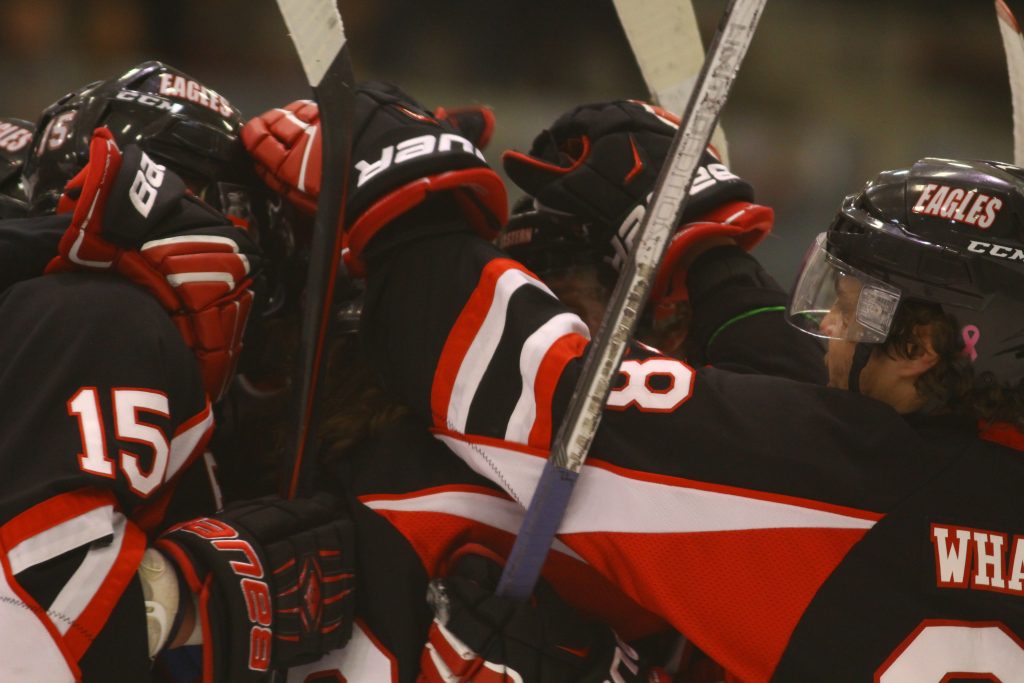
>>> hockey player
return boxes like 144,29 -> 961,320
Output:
495,100 -> 825,385
248,82 -> 1024,681
0,62 -> 354,682
244,86 -> 691,682
244,88 -> 829,682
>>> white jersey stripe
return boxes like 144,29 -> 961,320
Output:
437,434 -> 877,535
8,504 -> 116,575
447,269 -> 552,432
48,512 -> 127,636
167,405 -> 214,481
505,313 -> 590,444
364,489 -> 582,561
0,563 -> 75,682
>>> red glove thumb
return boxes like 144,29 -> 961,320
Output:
46,127 -> 124,272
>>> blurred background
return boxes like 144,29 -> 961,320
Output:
0,0 -> 1018,285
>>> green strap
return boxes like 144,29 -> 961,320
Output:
706,306 -> 787,350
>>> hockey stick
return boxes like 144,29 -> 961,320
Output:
613,0 -> 730,162
496,0 -> 767,599
996,0 -> 1024,165
274,0 -> 356,499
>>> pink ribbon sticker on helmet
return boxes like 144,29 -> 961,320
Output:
961,324 -> 981,362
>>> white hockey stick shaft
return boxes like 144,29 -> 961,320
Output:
613,0 -> 730,161
497,0 -> 767,599
996,0 -> 1024,165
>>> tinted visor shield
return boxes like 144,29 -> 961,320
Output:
787,233 -> 902,343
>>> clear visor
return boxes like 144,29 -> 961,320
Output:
787,233 -> 902,343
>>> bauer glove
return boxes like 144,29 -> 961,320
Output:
45,127 -> 261,402
157,493 -> 356,681
501,99 -> 773,315
242,81 -> 507,274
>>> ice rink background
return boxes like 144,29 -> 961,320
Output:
0,0 -> 1017,285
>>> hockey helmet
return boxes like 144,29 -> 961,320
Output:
23,60 -> 261,230
788,157 -> 1024,385
0,117 -> 34,218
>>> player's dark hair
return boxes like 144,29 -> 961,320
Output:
317,333 -> 408,463
880,299 -> 1024,430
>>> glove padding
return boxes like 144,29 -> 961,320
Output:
45,127 -> 261,401
242,99 -> 497,220
242,81 -> 507,275
241,99 -> 321,216
501,99 -> 772,312
157,494 -> 356,682
418,547 -> 669,683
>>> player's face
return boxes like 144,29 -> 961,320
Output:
822,276 -> 864,389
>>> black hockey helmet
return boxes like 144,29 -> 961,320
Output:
0,117 -> 35,218
788,157 -> 1024,385
23,60 -> 262,229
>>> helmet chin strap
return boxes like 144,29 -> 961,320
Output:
847,342 -> 874,394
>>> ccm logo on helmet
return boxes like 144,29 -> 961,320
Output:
912,183 -> 1003,229
967,239 -> 1024,262
115,90 -> 184,114
354,133 -> 484,188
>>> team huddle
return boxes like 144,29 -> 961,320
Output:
0,59 -> 1022,683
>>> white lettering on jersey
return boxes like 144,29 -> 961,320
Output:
931,523 -> 1024,594
912,183 -> 1003,229
353,132 -> 484,187
607,357 -> 695,412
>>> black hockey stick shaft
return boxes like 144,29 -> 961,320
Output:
274,0 -> 356,499
496,0 -> 767,599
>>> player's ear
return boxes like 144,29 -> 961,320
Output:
899,323 -> 940,379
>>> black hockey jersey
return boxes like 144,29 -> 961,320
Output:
0,273 -> 217,681
287,244 -> 828,681
355,225 -> 1024,682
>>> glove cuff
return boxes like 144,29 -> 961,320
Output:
651,200 -> 773,312
345,167 -> 505,276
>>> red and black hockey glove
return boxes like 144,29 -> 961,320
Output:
418,546 -> 669,683
242,98 -> 496,218
45,127 -> 261,402
501,100 -> 772,312
157,494 -> 356,682
242,82 -> 507,275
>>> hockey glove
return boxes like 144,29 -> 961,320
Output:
242,82 -> 507,274
157,493 -> 356,682
45,127 -> 261,402
418,547 -> 669,683
501,100 -> 772,311
242,99 -> 497,219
